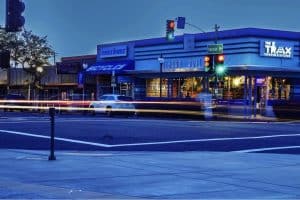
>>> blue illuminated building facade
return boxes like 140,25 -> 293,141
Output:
84,28 -> 300,105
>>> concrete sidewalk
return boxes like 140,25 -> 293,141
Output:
0,149 -> 300,199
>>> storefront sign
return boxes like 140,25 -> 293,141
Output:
88,64 -> 126,71
85,60 -> 134,74
256,78 -> 265,86
56,62 -> 81,74
100,45 -> 127,58
163,57 -> 202,72
260,41 -> 293,58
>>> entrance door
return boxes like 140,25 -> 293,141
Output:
120,83 -> 131,96
256,85 -> 267,113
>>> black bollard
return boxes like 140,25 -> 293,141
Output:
48,107 -> 56,161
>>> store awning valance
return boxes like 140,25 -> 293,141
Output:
85,60 -> 134,75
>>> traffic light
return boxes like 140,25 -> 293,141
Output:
166,20 -> 175,41
6,0 -> 25,32
214,54 -> 225,76
176,17 -> 185,29
204,55 -> 213,74
0,50 -> 11,69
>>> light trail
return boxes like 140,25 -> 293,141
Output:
0,99 -> 300,121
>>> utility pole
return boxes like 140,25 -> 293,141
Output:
213,24 -> 220,98
158,54 -> 164,99
214,24 -> 220,44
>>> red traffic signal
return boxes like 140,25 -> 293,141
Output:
166,20 -> 175,41
215,54 -> 224,64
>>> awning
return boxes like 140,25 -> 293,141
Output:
85,60 -> 134,75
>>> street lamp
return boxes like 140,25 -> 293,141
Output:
158,54 -> 164,99
36,66 -> 43,73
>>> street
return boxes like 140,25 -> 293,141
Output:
1,112 -> 300,199
1,112 -> 300,154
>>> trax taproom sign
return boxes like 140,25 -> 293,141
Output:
100,45 -> 127,58
260,41 -> 293,58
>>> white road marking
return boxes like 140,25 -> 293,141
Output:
234,146 -> 300,153
61,152 -> 114,156
1,129 -> 300,148
0,129 -> 110,148
110,133 -> 300,147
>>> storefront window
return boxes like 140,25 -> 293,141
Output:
180,77 -> 203,98
268,77 -> 290,100
222,76 -> 245,99
145,75 -> 292,101
146,77 -> 204,98
146,78 -> 167,97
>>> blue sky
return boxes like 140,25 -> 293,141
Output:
1,0 -> 300,61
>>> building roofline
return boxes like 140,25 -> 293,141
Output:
98,27 -> 300,48
61,54 -> 97,62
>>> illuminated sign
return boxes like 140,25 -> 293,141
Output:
163,57 -> 202,72
100,45 -> 127,58
260,41 -> 293,58
85,60 -> 134,74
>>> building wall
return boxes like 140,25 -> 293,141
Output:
133,36 -> 300,72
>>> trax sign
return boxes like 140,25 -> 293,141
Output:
260,41 -> 293,58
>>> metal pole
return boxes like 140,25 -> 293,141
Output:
214,24 -> 220,44
160,62 -> 162,99
6,67 -> 10,95
158,54 -> 164,99
48,107 -> 56,161
254,77 -> 257,117
244,76 -> 248,119
249,76 -> 253,117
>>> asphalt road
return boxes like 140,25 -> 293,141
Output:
1,112 -> 300,154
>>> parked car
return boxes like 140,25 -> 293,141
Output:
2,94 -> 27,112
89,94 -> 136,117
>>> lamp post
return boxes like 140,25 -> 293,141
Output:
36,66 -> 43,100
158,54 -> 164,99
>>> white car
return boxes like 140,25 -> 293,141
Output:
89,94 -> 136,117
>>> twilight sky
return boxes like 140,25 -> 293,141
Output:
1,0 -> 300,61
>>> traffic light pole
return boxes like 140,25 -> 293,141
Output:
158,54 -> 164,99
184,22 -> 206,33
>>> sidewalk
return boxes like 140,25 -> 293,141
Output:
0,149 -> 300,199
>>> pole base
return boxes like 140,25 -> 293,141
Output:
48,155 -> 56,161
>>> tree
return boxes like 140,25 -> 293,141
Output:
0,29 -> 55,98
14,30 -> 55,89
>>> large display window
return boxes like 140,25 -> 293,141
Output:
146,78 -> 167,97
